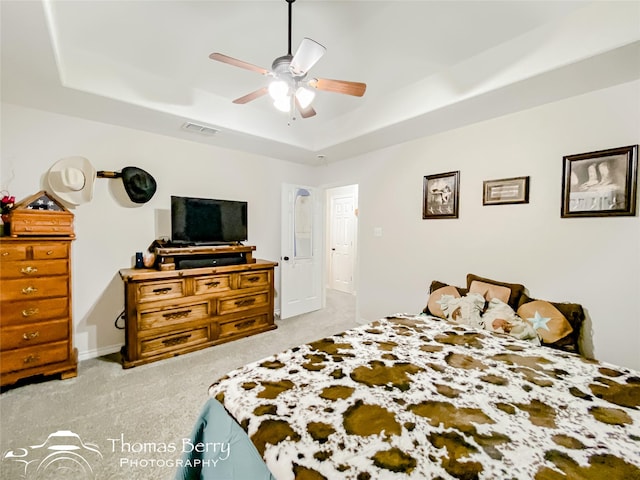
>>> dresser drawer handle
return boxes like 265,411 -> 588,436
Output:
235,319 -> 256,329
22,286 -> 38,295
235,298 -> 256,307
246,276 -> 261,283
21,266 -> 38,274
162,310 -> 192,320
162,334 -> 191,347
22,308 -> 40,317
2,252 -> 8,256
24,354 -> 40,364
46,250 -> 54,255
205,281 -> 221,288
152,287 -> 172,295
22,331 -> 40,341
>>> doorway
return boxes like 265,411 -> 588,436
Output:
326,185 -> 358,295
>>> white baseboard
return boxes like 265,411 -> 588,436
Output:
77,344 -> 123,362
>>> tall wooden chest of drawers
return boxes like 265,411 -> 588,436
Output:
0,237 -> 78,386
119,259 -> 277,368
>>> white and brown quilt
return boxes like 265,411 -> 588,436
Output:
208,314 -> 640,480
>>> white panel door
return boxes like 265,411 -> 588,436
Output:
280,183 -> 323,319
329,189 -> 357,294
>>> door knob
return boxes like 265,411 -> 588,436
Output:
283,256 -> 290,261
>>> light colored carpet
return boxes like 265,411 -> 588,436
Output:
0,289 -> 358,480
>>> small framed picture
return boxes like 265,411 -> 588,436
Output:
483,176 -> 530,206
561,145 -> 638,218
423,171 -> 460,219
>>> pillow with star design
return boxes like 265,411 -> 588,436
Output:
517,300 -> 573,345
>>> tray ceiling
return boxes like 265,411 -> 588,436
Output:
2,1 -> 639,165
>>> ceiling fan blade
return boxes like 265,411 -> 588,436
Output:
309,78 -> 367,97
290,38 -> 326,76
295,98 -> 316,119
209,53 -> 269,75
232,87 -> 268,104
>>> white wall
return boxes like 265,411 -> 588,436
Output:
2,80 -> 639,371
319,80 -> 640,370
1,103 -> 316,359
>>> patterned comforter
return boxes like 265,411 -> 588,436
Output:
208,314 -> 640,480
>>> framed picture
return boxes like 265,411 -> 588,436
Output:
423,170 -> 459,219
561,145 -> 638,218
483,176 -> 530,206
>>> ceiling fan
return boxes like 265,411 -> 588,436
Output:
209,0 -> 366,119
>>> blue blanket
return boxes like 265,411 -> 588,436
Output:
174,398 -> 275,480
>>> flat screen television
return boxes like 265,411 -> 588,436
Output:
171,196 -> 248,245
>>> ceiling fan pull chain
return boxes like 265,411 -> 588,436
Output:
288,94 -> 296,125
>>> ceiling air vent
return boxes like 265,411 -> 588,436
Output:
181,122 -> 219,136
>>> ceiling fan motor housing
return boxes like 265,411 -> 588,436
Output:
273,55 -> 306,78
272,55 -> 293,75
272,54 -> 307,91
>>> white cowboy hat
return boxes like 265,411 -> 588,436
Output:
47,156 -> 96,206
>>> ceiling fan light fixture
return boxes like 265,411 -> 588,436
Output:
290,38 -> 326,76
268,79 -> 289,100
295,86 -> 315,109
273,96 -> 291,113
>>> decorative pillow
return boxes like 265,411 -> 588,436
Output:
439,293 -> 485,329
517,300 -> 573,345
428,280 -> 468,296
426,286 -> 461,319
482,298 -> 539,345
482,298 -> 517,327
517,294 -> 585,354
469,280 -> 511,305
423,280 -> 468,316
466,274 -> 525,309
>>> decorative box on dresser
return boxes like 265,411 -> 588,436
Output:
119,256 -> 278,368
0,236 -> 78,387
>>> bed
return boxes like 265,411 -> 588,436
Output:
177,276 -> 640,480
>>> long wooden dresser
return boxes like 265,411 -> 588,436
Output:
0,236 -> 78,387
119,259 -> 277,367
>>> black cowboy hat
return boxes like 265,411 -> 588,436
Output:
97,167 -> 157,204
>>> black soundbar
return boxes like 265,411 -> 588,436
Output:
176,255 -> 246,269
